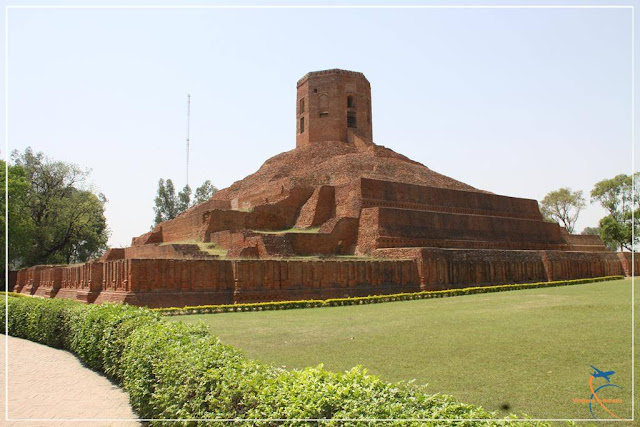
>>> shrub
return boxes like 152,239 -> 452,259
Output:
248,366 -> 496,423
102,306 -> 160,382
2,295 -> 548,425
155,275 -> 624,316
5,297 -> 82,349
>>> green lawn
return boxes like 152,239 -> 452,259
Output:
173,278 -> 636,421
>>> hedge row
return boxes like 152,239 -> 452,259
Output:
156,275 -> 624,316
2,296 -> 548,425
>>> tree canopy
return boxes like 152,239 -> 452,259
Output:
6,148 -> 109,267
153,178 -> 218,227
539,187 -> 586,233
193,180 -> 217,205
1,160 -> 34,270
590,173 -> 638,251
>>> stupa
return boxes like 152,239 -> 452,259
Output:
13,69 -> 633,307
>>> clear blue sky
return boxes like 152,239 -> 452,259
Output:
2,1 -> 636,246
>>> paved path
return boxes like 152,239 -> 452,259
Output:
0,334 -> 140,426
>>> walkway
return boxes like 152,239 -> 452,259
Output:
0,334 -> 139,426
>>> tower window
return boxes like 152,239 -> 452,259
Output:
347,111 -> 357,128
347,95 -> 356,109
300,117 -> 305,133
299,98 -> 305,113
314,88 -> 318,93
319,112 -> 328,118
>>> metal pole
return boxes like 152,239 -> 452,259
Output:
186,94 -> 191,188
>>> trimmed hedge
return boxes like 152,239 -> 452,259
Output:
156,275 -> 624,316
2,296 -> 548,425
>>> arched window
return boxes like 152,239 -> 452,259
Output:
347,111 -> 357,128
347,95 -> 356,109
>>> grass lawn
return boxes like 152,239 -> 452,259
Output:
173,278 -> 635,421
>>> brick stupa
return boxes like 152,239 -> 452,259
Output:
13,69 -> 635,307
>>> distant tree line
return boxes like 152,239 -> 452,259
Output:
2,148 -> 109,270
540,172 -> 638,252
152,179 -> 217,227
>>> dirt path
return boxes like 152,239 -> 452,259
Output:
0,334 -> 139,426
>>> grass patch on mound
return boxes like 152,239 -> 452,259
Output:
175,278 -> 635,421
253,227 -> 321,234
159,239 -> 228,258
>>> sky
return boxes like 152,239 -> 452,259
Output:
1,1 -> 637,247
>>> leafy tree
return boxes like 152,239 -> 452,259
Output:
194,180 -> 218,204
177,184 -> 192,213
591,173 -> 639,251
153,179 -> 179,226
10,148 -> 109,266
598,215 -> 632,252
539,187 -> 586,233
152,178 -> 218,227
591,174 -> 635,217
1,161 -> 35,270
60,190 -> 108,263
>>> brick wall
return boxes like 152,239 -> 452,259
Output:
36,266 -> 63,296
131,227 -> 163,246
334,181 -> 362,219
375,247 -> 625,289
233,258 -> 420,302
374,247 -> 548,290
357,207 -> 568,253
201,187 -> 314,240
544,251 -> 624,281
562,234 -> 609,252
360,178 -> 543,220
295,185 -> 336,228
127,259 -> 234,292
617,252 -> 639,276
14,250 -> 630,308
16,265 -> 48,294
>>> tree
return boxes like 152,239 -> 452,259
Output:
177,184 -> 192,213
10,148 -> 109,266
598,215 -> 632,252
539,187 -> 586,233
591,174 -> 635,218
194,180 -> 218,204
153,178 -> 179,226
152,178 -> 218,227
1,161 -> 35,270
59,190 -> 109,263
591,173 -> 639,251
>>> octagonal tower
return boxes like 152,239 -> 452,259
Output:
296,69 -> 373,148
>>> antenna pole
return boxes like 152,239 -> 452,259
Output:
186,94 -> 191,188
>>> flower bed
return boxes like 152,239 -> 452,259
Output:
156,276 -> 624,316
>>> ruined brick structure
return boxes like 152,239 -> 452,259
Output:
13,69 -> 633,307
